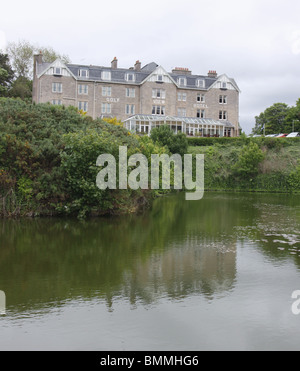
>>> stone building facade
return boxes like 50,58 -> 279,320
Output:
32,53 -> 241,136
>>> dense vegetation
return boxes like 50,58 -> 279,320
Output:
252,99 -> 300,135
189,138 -> 300,192
0,98 -> 169,218
1,98 -> 299,219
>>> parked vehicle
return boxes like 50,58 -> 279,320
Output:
286,132 -> 300,137
276,133 -> 288,137
265,134 -> 277,137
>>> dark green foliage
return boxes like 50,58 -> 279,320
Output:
150,124 -> 188,156
233,142 -> 265,178
0,98 -> 168,218
0,52 -> 14,96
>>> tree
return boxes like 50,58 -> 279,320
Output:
283,98 -> 300,133
7,39 -> 71,79
8,76 -> 32,100
150,125 -> 188,157
0,52 -> 14,96
252,103 -> 290,135
233,142 -> 265,179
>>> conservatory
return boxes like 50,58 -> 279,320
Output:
124,115 -> 235,137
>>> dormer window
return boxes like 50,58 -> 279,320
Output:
53,67 -> 62,76
101,71 -> 111,81
178,77 -> 186,86
156,74 -> 163,82
79,69 -> 89,78
126,73 -> 135,82
196,79 -> 205,88
219,81 -> 228,90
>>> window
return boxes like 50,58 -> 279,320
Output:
178,92 -> 186,101
197,93 -> 205,102
152,105 -> 165,115
219,95 -> 227,104
53,67 -> 62,75
52,82 -> 62,93
197,109 -> 205,118
52,99 -> 62,105
157,74 -> 163,82
101,71 -> 111,80
78,84 -> 88,95
126,73 -> 135,82
152,89 -> 166,99
102,86 -> 111,96
178,108 -> 186,117
219,110 -> 227,120
220,82 -> 227,89
178,77 -> 186,86
126,88 -> 135,98
79,69 -> 89,78
196,79 -> 205,88
126,104 -> 135,115
102,103 -> 111,114
78,101 -> 88,112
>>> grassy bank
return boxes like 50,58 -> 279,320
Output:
188,139 -> 300,192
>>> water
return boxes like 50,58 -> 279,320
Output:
0,192 -> 300,350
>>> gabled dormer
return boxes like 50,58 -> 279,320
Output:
209,74 -> 241,92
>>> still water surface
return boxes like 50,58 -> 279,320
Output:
1,192 -> 300,350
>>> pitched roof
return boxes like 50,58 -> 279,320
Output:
36,59 -> 239,91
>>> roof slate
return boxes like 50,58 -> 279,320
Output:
37,59 -> 235,91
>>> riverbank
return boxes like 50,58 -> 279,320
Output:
188,139 -> 300,193
1,98 -> 299,219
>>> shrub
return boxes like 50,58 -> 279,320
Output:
150,125 -> 188,156
233,142 -> 265,179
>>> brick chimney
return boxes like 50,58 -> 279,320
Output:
208,70 -> 217,78
111,57 -> 118,69
33,51 -> 43,77
34,51 -> 43,65
171,67 -> 192,75
134,60 -> 141,71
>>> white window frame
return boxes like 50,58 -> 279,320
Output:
196,79 -> 205,88
156,74 -> 163,82
152,89 -> 166,99
197,109 -> 205,118
78,101 -> 88,112
126,73 -> 135,82
197,93 -> 205,102
126,88 -> 135,98
178,92 -> 187,101
101,71 -> 111,81
125,104 -> 135,115
53,67 -> 62,76
78,84 -> 88,95
178,108 -> 187,117
52,82 -> 62,93
219,95 -> 227,104
178,77 -> 186,86
79,69 -> 89,78
219,110 -> 227,120
101,103 -> 112,114
52,99 -> 62,105
152,105 -> 165,115
102,86 -> 112,97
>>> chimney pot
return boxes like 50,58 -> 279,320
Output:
134,60 -> 141,71
111,57 -> 118,69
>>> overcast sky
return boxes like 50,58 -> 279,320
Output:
1,0 -> 300,133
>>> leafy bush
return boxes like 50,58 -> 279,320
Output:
233,142 -> 265,179
150,125 -> 188,156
